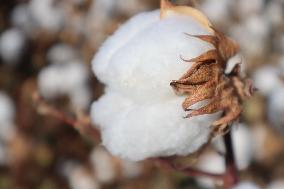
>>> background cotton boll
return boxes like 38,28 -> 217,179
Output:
0,92 -> 16,141
47,44 -> 80,64
233,182 -> 261,189
232,0 -> 264,20
29,0 -> 64,32
61,162 -> 100,189
267,180 -> 284,189
0,28 -> 26,65
196,152 -> 224,189
91,10 -> 220,161
0,144 -> 8,165
213,124 -> 254,170
199,0 -> 231,27
120,160 -> 142,179
38,61 -> 90,109
229,16 -> 270,59
252,66 -> 283,96
11,4 -> 35,35
90,147 -> 116,183
267,87 -> 284,133
70,87 -> 92,110
264,1 -> 283,28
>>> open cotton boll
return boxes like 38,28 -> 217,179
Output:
232,0 -> 264,20
233,182 -> 261,189
91,9 -> 221,161
267,180 -> 284,189
61,162 -> 100,189
199,0 -> 231,26
120,160 -> 142,179
0,92 -> 16,141
38,61 -> 91,109
229,15 -> 269,59
267,87 -> 284,133
196,152 -> 224,188
90,147 -> 116,183
0,28 -> 26,65
11,4 -> 35,35
29,0 -> 64,32
213,124 -> 254,170
0,143 -> 8,165
252,65 -> 283,96
47,44 -> 80,64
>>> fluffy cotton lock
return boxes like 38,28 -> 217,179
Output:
91,4 -> 223,161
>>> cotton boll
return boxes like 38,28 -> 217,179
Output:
200,0 -> 231,26
38,61 -> 90,109
47,44 -> 80,64
11,4 -> 35,34
196,152 -> 224,189
0,28 -> 26,65
213,124 -> 254,170
230,15 -> 270,59
91,9 -> 221,161
232,0 -> 264,20
61,162 -> 100,189
29,0 -> 64,32
121,160 -> 142,179
0,92 -> 16,141
267,87 -> 284,133
0,143 -> 8,165
233,182 -> 261,189
90,147 -> 116,183
265,1 -> 284,28
252,66 -> 283,96
267,180 -> 284,189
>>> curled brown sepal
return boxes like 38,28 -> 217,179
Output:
171,28 -> 254,135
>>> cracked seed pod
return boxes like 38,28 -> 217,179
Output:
91,0 -> 252,161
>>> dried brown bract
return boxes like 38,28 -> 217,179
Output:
171,28 -> 254,135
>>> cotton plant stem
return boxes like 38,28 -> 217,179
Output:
223,130 -> 239,189
32,92 -> 101,141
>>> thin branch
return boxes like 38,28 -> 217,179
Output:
32,91 -> 101,141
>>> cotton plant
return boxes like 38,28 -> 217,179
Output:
90,0 -> 253,188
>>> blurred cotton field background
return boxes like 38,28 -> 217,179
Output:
0,0 -> 284,189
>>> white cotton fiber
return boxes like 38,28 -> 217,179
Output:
91,10 -> 220,161
0,28 -> 26,65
